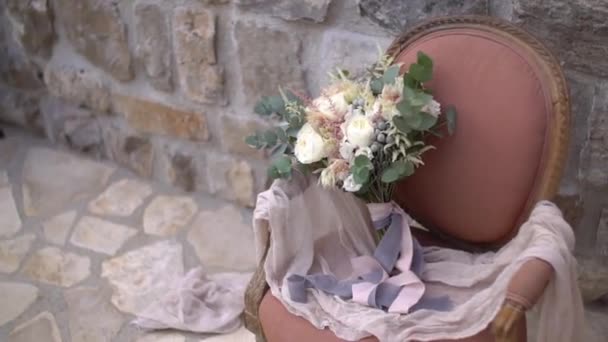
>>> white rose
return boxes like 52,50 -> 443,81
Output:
294,123 -> 328,164
343,174 -> 362,192
346,115 -> 375,148
422,99 -> 441,118
339,141 -> 356,162
312,92 -> 349,119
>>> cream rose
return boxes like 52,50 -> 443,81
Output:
320,167 -> 336,188
312,92 -> 349,120
294,123 -> 328,164
346,115 -> 375,148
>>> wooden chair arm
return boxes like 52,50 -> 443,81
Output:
492,257 -> 554,341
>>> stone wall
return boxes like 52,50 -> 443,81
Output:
0,0 -> 607,300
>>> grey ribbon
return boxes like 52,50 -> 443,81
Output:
287,212 -> 453,311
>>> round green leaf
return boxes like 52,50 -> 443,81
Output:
274,156 -> 292,174
263,130 -> 278,147
446,106 -> 458,135
383,65 -> 400,84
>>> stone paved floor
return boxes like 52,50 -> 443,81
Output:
0,127 -> 257,342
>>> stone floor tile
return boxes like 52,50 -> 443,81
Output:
0,234 -> 36,273
42,210 -> 77,246
188,205 -> 256,272
586,306 -> 608,341
70,216 -> 137,255
0,138 -> 17,170
0,171 -> 8,187
102,240 -> 184,315
144,195 -> 198,236
88,179 -> 153,217
0,186 -> 21,238
200,327 -> 255,342
64,286 -> 125,342
22,147 -> 115,216
21,247 -> 90,287
0,282 -> 38,326
8,312 -> 61,342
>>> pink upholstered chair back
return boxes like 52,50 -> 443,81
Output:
390,17 -> 570,244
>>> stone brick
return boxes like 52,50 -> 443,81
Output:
553,194 -> 584,228
207,155 -> 255,207
112,95 -> 209,141
43,64 -> 111,113
101,118 -> 154,178
512,0 -> 608,77
5,0 -> 55,58
562,71 -> 595,185
0,54 -> 45,90
169,153 -> 198,192
155,143 -> 208,193
325,0 -> 393,37
173,6 -> 224,104
597,209 -> 608,258
236,0 -> 333,23
221,114 -> 266,158
359,0 -> 488,33
578,257 -> 608,302
186,64 -> 224,104
40,97 -> 105,157
40,97 -> 103,152
0,86 -> 42,133
135,2 -> 173,92
54,0 -> 133,81
64,118 -> 102,154
229,160 -> 255,207
316,31 -> 391,89
235,21 -> 306,103
121,136 -> 154,177
581,82 -> 608,187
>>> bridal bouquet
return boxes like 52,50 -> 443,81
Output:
246,51 -> 456,241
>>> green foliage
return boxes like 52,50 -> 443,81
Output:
446,105 -> 458,135
407,51 -> 434,83
392,115 -> 411,134
267,155 -> 292,180
383,65 -> 401,84
254,95 -> 285,116
403,87 -> 433,107
381,160 -> 414,183
370,77 -> 384,95
352,155 -> 373,185
246,50 -> 457,201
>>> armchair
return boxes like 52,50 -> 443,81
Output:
244,16 -> 570,342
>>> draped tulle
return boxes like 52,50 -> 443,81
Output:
253,175 -> 591,342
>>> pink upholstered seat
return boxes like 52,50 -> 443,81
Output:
394,28 -> 552,244
260,291 -> 527,342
